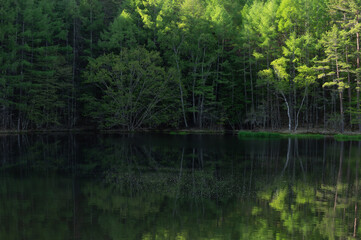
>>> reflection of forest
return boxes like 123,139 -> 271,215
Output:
0,134 -> 360,239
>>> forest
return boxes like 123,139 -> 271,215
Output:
1,0 -> 361,132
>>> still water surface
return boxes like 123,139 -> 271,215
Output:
0,133 -> 360,239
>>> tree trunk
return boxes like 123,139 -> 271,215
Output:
243,51 -> 248,124
346,48 -> 352,129
248,42 -> 255,116
295,88 -> 308,131
173,46 -> 188,128
343,13 -> 352,129
340,91 -> 344,133
323,81 -> 326,129
198,47 -> 206,128
192,51 -> 198,125
356,13 -> 360,131
336,55 -> 344,133
72,17 -> 77,128
90,8 -> 93,58
281,92 -> 292,132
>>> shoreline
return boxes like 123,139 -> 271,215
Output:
238,129 -> 361,141
0,128 -> 230,136
0,127 -> 360,137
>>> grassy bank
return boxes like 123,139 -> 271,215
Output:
167,129 -> 225,135
0,128 -> 93,135
238,131 -> 325,139
238,130 -> 361,141
333,134 -> 361,141
0,128 -> 226,136
1,128 -> 361,141
238,131 -> 283,138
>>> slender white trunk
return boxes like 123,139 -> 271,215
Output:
295,88 -> 308,131
281,92 -> 292,132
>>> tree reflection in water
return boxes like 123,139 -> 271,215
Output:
0,134 -> 360,239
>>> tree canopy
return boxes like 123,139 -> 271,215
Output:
1,0 -> 361,132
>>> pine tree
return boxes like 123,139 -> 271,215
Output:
319,25 -> 350,133
0,0 -> 20,129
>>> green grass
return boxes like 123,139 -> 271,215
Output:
169,131 -> 189,135
238,131 -> 325,139
238,131 -> 283,138
167,129 -> 224,135
334,134 -> 361,141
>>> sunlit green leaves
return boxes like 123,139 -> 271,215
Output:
271,57 -> 290,81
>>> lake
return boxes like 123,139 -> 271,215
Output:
0,133 -> 360,239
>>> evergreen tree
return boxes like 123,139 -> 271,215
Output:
0,0 -> 20,129
319,25 -> 350,133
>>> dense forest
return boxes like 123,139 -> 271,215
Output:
1,0 -> 361,132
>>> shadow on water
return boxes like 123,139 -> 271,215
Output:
0,133 -> 361,239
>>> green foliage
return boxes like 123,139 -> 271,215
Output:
99,10 -> 139,52
238,131 -> 325,139
334,134 -> 361,141
319,24 -> 350,92
295,65 -> 317,84
83,47 -> 179,130
169,131 -> 188,135
1,0 -> 361,133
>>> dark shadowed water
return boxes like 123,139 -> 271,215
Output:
0,133 -> 360,239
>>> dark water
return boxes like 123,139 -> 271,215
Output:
0,133 -> 360,239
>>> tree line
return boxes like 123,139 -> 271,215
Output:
1,0 -> 361,132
